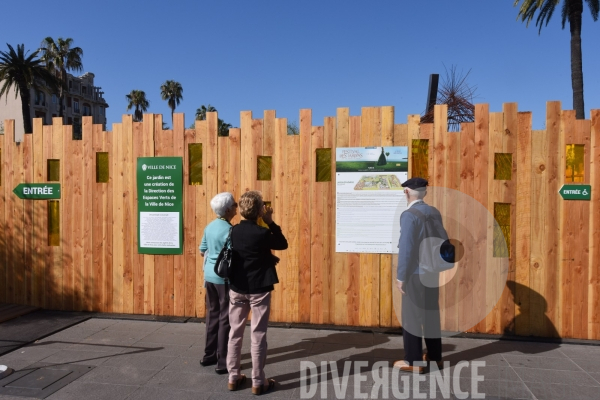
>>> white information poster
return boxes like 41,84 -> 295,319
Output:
139,212 -> 180,248
336,146 -> 409,253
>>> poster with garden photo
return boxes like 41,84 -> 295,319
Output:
335,146 -> 408,253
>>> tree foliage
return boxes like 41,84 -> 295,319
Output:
0,43 -> 58,133
160,80 -> 183,125
513,0 -> 599,119
126,90 -> 150,122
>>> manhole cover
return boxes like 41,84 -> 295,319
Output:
0,364 -> 93,398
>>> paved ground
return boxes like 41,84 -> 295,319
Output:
0,317 -> 599,400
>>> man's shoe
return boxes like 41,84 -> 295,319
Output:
392,360 -> 424,374
215,368 -> 228,375
423,353 -> 444,369
200,358 -> 217,367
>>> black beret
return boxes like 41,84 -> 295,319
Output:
401,177 -> 428,190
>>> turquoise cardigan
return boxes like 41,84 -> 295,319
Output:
199,218 -> 231,285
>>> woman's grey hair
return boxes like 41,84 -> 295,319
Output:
405,187 -> 427,199
210,192 -> 236,217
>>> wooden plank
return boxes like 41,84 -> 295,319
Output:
558,109 -> 574,338
132,121 -> 144,314
432,105 -> 447,330
359,107 -> 381,327
391,122 -> 409,328
105,126 -> 114,313
92,123 -> 105,311
217,136 -> 229,193
112,122 -> 124,313
160,126 -> 175,316
298,109 -> 312,323
486,111 -> 504,334
50,117 -> 63,310
42,124 -> 53,308
121,115 -> 134,314
590,109 -> 600,339
334,108 -> 349,326
82,117 -> 94,311
183,128 -> 196,317
347,115 -> 361,326
23,133 -> 33,306
263,111 -> 277,319
380,106 -> 394,327
324,116 -> 335,325
273,118 -> 287,323
195,119 -> 207,317
499,103 -> 519,334
571,118 -> 590,338
240,111 -> 253,194
4,120 -> 15,304
0,127 -> 5,303
141,115 -> 155,314
310,125 -> 324,324
285,131 -> 301,322
10,122 -> 25,304
228,127 -> 241,225
61,124 -> 74,311
514,111 -> 532,336
471,104 -> 489,333
32,119 -> 44,307
71,125 -> 84,310
173,114 -> 185,317
458,122 -> 475,332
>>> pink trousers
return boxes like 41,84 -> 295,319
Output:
226,290 -> 271,388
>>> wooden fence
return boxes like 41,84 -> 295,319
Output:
1,102 -> 598,340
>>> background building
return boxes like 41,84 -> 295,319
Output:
0,71 -> 109,140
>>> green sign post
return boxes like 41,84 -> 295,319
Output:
558,184 -> 591,201
13,183 -> 61,199
137,157 -> 183,255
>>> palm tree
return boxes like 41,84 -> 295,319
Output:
195,104 -> 216,121
514,0 -> 599,119
160,80 -> 183,125
194,104 -> 232,136
39,37 -> 84,122
126,90 -> 150,122
0,44 -> 57,133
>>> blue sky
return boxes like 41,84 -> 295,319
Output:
2,0 -> 600,130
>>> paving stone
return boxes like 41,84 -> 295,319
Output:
74,319 -> 119,331
502,354 -> 581,371
313,331 -> 375,346
38,349 -> 112,366
128,386 -> 212,400
570,358 -> 600,373
513,366 -> 599,386
526,381 -> 600,400
558,344 -> 600,360
103,320 -> 166,333
45,381 -> 137,400
144,370 -> 223,392
136,331 -> 201,346
153,322 -> 205,335
458,377 -> 534,399
101,353 -> 176,370
77,365 -> 159,385
0,346 -> 61,362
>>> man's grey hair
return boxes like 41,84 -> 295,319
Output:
405,187 -> 427,199
210,192 -> 236,217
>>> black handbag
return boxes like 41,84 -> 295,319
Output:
214,227 -> 234,279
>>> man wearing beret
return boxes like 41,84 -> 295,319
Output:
393,177 -> 443,374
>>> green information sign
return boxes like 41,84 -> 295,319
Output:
137,157 -> 183,254
13,183 -> 61,199
559,184 -> 591,201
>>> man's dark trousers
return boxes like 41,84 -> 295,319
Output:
203,282 -> 230,370
402,273 -> 442,365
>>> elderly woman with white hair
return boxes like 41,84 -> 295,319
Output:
199,192 -> 238,374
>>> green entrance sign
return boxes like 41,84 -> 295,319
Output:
137,157 -> 183,255
13,183 -> 61,200
558,184 -> 591,201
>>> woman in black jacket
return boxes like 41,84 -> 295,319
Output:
226,191 -> 288,395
